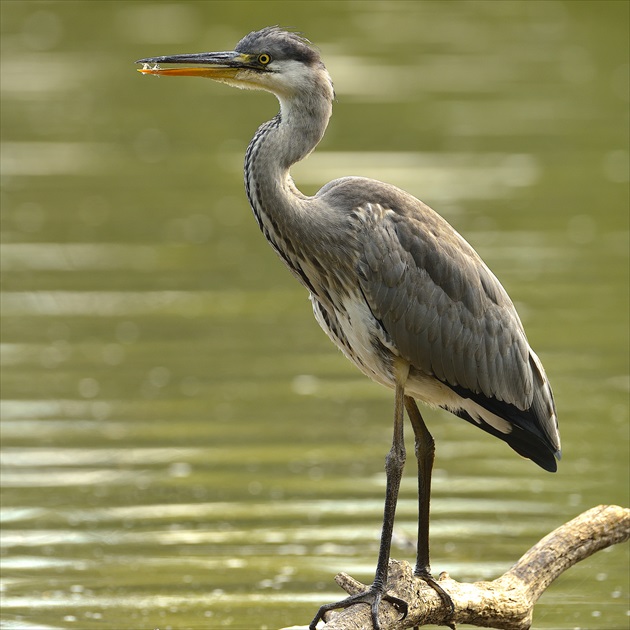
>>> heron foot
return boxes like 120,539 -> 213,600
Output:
415,569 -> 455,627
308,584 -> 408,630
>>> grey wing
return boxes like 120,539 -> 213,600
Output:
356,203 -> 534,410
347,196 -> 559,472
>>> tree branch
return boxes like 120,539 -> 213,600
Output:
293,505 -> 629,630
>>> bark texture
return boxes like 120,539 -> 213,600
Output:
297,505 -> 629,630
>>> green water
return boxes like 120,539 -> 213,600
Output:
1,1 -> 628,629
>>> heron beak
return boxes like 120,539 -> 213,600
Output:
135,51 -> 252,79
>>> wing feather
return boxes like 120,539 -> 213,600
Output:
356,203 -> 533,410
317,179 -> 559,468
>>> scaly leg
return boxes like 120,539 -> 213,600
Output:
309,361 -> 410,630
404,396 -> 454,618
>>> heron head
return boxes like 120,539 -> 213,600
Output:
136,26 -> 334,102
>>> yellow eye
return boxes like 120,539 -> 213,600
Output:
258,53 -> 271,65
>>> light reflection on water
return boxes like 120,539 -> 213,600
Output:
1,142 -> 119,177
1,289 -> 296,316
293,151 -> 541,201
2,1 -> 628,629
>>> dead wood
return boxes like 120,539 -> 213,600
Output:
293,504 -> 629,630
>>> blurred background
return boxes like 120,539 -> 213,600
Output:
1,1 -> 628,629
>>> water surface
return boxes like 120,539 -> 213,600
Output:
1,2 -> 628,629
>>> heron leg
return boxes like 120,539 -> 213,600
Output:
404,396 -> 455,618
309,365 -> 410,630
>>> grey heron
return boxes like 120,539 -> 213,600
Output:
136,26 -> 561,629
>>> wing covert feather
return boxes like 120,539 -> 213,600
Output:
356,204 -> 534,409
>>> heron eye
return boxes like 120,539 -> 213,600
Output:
258,53 -> 271,65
